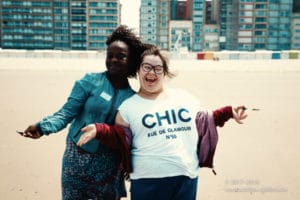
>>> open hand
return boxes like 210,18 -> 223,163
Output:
76,124 -> 97,146
232,106 -> 247,124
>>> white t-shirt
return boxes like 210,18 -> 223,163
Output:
119,88 -> 201,179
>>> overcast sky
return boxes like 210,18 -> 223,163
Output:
120,0 -> 140,31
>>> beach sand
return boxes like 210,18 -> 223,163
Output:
1,57 -> 300,199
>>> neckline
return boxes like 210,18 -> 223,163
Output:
136,89 -> 169,101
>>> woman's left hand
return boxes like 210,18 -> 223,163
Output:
232,106 -> 248,124
76,124 -> 97,146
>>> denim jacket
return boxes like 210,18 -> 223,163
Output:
37,71 -> 135,153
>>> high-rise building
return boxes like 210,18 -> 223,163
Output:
237,0 -> 293,51
54,0 -> 71,50
191,0 -> 205,51
87,0 -> 120,50
203,0 -> 219,51
144,0 -> 294,51
140,0 -> 159,46
1,0 -> 55,49
169,0 -> 194,52
171,0 -> 178,20
0,0 -> 120,50
291,13 -> 300,50
169,20 -> 192,51
218,0 -> 239,50
205,0 -> 212,24
219,0 -> 293,51
293,0 -> 300,13
158,0 -> 170,49
203,24 -> 219,51
170,0 -> 191,20
238,0 -> 254,51
292,0 -> 300,50
140,0 -> 170,50
266,0 -> 292,51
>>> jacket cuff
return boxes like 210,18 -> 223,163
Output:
95,123 -> 103,139
36,123 -> 44,135
213,106 -> 233,127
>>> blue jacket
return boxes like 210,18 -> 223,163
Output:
37,71 -> 135,153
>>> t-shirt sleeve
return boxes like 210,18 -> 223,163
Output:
118,99 -> 131,124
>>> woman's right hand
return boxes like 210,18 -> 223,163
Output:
22,125 -> 43,139
77,124 -> 97,147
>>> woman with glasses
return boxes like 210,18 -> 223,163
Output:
77,46 -> 247,200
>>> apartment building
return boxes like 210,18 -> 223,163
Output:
169,20 -> 192,51
0,0 -> 120,50
291,13 -> 300,50
237,0 -> 293,51
140,0 -> 170,50
1,0 -> 297,51
191,0 -> 205,51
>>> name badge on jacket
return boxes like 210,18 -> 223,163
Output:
100,91 -> 112,101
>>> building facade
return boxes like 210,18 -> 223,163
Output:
1,0 -> 54,49
236,0 -> 293,51
0,0 -> 297,51
291,13 -> 300,50
218,0 -> 293,51
140,0 -> 159,46
203,24 -> 219,51
140,0 -> 170,50
169,20 -> 192,51
218,0 -> 239,50
191,0 -> 205,51
0,0 -> 120,50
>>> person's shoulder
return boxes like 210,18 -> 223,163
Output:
123,93 -> 139,103
83,71 -> 105,79
119,93 -> 138,107
79,72 -> 107,85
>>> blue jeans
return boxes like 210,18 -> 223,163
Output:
130,175 -> 198,200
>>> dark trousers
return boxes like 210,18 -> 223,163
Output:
130,175 -> 198,200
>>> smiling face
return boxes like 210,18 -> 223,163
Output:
105,40 -> 129,79
138,54 -> 165,98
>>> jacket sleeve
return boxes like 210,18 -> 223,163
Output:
95,123 -> 132,173
38,74 -> 91,135
213,106 -> 233,127
196,110 -> 218,169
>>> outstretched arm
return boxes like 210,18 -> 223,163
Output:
20,74 -> 92,139
213,105 -> 247,127
77,111 -> 129,147
76,114 -> 132,174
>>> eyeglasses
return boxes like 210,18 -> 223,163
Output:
141,63 -> 164,75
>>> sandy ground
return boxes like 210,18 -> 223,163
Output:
1,57 -> 300,200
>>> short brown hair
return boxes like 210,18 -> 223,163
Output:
140,46 -> 175,78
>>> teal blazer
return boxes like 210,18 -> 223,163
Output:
37,71 -> 135,153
